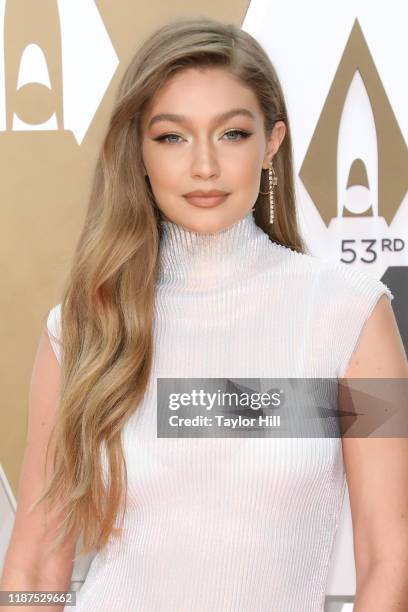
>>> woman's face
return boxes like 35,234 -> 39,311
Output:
141,67 -> 286,234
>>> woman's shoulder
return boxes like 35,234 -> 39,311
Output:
315,256 -> 393,306
289,254 -> 394,378
270,241 -> 393,303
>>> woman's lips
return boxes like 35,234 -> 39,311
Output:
183,194 -> 229,208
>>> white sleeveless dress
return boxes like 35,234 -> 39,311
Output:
47,211 -> 393,611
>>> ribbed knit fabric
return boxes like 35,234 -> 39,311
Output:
47,210 -> 393,612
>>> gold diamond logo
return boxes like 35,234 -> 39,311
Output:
299,18 -> 407,227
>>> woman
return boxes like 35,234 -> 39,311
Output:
2,16 -> 407,612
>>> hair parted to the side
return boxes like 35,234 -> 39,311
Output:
29,16 -> 308,561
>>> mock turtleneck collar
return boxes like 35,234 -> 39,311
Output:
157,210 -> 275,289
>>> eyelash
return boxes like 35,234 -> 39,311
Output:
153,129 -> 252,144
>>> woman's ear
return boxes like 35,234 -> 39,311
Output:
263,121 -> 286,168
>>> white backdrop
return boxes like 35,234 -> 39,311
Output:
243,1 -> 408,608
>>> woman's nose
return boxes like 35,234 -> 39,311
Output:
190,143 -> 220,179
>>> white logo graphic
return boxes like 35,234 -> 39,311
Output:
243,2 -> 408,278
0,0 -> 119,144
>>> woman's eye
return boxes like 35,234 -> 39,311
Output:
154,133 -> 183,144
223,129 -> 252,141
153,129 -> 252,145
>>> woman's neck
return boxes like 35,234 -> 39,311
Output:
156,210 -> 277,290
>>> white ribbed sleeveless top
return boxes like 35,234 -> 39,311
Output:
47,210 -> 393,611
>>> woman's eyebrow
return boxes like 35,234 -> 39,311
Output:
147,108 -> 255,129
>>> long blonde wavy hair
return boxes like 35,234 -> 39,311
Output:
31,16 -> 308,560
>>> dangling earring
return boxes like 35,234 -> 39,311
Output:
259,160 -> 278,225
